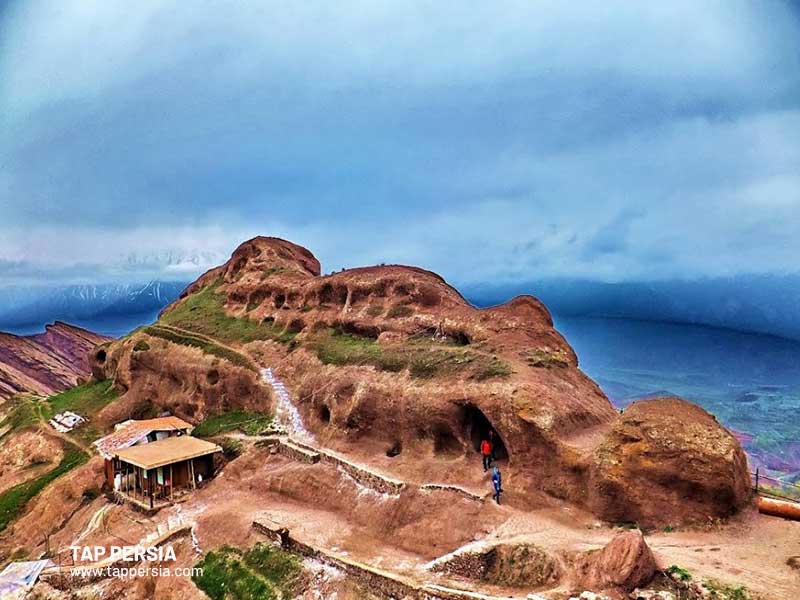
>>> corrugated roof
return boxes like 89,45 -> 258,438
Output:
93,416 -> 193,459
114,435 -> 221,470
0,559 -> 56,588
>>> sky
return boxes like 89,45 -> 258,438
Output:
1,1 -> 799,287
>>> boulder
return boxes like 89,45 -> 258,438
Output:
590,398 -> 751,527
574,530 -> 656,592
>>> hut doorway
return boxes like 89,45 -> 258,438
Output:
461,404 -> 508,461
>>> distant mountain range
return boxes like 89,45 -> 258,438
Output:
2,274 -> 798,343
462,274 -> 800,342
0,281 -> 188,335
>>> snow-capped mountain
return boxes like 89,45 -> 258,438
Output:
0,281 -> 188,335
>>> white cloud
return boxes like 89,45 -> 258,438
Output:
0,1 -> 798,286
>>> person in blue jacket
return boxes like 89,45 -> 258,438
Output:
491,466 -> 502,504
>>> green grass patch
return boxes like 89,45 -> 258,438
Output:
194,411 -> 273,437
0,446 -> 88,532
365,305 -> 384,317
385,304 -> 413,318
192,543 -> 301,600
143,326 -> 256,371
44,380 -> 119,447
45,380 -> 118,420
307,328 -> 511,380
159,280 -> 295,345
527,349 -> 569,369
666,564 -> 692,582
704,579 -> 752,600
133,339 -> 151,352
243,543 -> 301,588
473,358 -> 512,380
0,395 -> 42,440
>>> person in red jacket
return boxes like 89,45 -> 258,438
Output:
481,438 -> 492,471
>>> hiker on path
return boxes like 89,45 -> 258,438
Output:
481,438 -> 492,471
492,466 -> 502,504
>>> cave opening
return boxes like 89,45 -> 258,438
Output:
95,349 -> 107,364
386,441 -> 402,457
461,404 -> 508,461
319,404 -> 331,424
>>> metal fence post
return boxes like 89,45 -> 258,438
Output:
755,468 -> 759,494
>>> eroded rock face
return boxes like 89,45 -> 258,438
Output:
589,398 -> 751,527
574,530 -> 656,592
92,237 -> 751,524
93,336 -> 268,427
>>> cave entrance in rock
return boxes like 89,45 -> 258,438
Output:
462,404 -> 508,461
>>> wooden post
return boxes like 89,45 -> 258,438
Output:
189,459 -> 197,490
755,468 -> 760,494
170,464 -> 174,502
149,469 -> 154,509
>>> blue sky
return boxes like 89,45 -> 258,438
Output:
1,1 -> 799,286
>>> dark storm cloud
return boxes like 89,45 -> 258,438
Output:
0,1 -> 798,285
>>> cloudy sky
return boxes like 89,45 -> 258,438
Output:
1,1 -> 799,287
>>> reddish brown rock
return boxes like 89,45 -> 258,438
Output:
93,336 -> 268,427
0,322 -> 110,400
589,397 -> 751,527
92,237 -> 752,525
574,530 -> 656,592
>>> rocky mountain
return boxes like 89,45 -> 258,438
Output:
92,236 -> 750,527
0,322 -> 110,400
3,237 -> 787,600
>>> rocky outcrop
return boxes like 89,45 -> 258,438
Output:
589,398 -> 751,527
573,530 -> 656,592
92,237 -> 752,525
92,336 -> 268,427
0,322 -> 109,400
430,542 -> 561,589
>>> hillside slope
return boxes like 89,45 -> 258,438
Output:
0,322 -> 110,401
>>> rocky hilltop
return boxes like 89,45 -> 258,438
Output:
93,237 -> 750,527
0,322 -> 110,400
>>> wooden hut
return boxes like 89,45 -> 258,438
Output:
113,436 -> 221,510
